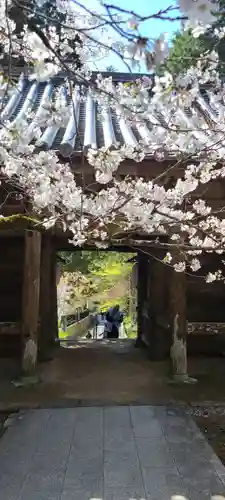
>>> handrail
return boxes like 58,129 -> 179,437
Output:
60,309 -> 90,330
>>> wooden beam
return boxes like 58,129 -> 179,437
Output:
21,230 -> 41,375
67,155 -> 181,178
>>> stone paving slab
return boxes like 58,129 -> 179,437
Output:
0,406 -> 225,499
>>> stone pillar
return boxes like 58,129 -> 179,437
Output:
22,230 -> 41,375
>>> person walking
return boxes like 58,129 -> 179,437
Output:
104,305 -> 124,339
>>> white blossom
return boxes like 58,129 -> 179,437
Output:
206,272 -> 218,283
164,252 -> 172,263
193,200 -> 211,216
192,25 -> 209,38
178,0 -> 219,28
190,258 -> 201,271
214,27 -> 225,39
151,33 -> 169,66
174,262 -> 186,272
127,16 -> 139,30
0,0 -> 224,280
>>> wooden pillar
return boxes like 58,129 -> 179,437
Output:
22,230 -> 41,375
50,251 -> 58,343
39,235 -> 54,361
147,257 -> 170,360
169,248 -> 192,381
169,265 -> 187,341
136,253 -> 148,347
56,261 -> 61,286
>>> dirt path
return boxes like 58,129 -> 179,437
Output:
1,339 -> 225,409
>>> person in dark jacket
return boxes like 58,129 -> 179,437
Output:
105,305 -> 123,339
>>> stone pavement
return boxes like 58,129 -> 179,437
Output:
1,406 -> 225,500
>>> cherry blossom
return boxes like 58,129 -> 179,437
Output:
127,16 -> 139,31
164,252 -> 173,263
190,258 -> 201,271
174,262 -> 186,272
206,271 -> 222,283
0,0 -> 225,283
178,0 -> 219,29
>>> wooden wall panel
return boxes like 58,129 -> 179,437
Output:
0,237 -> 24,322
187,255 -> 225,323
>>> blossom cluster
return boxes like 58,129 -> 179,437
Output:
0,0 -> 225,281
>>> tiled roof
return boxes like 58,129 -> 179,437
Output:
1,72 -> 220,159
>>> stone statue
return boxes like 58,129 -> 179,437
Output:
170,313 -> 187,378
22,338 -> 37,375
170,313 -> 197,384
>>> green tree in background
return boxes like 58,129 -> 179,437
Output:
57,250 -> 137,338
162,4 -> 225,76
162,30 -> 205,76
88,252 -> 134,311
58,250 -> 135,313
58,251 -> 93,275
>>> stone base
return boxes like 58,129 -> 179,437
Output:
39,355 -> 54,363
38,348 -> 54,362
168,374 -> 197,385
11,375 -> 41,387
134,337 -> 145,349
